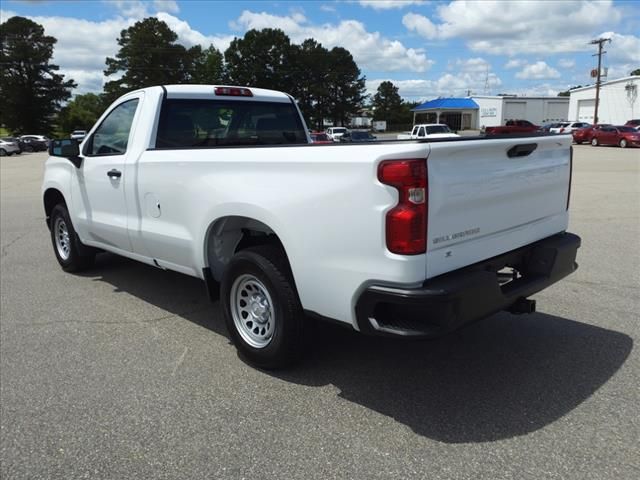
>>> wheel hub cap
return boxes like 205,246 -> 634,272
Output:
54,217 -> 71,261
230,274 -> 275,348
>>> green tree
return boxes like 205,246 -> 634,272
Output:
326,47 -> 366,126
224,29 -> 294,91
289,39 -> 332,128
557,85 -> 583,97
630,68 -> 640,76
0,16 -> 76,134
372,81 -> 405,124
57,93 -> 104,134
103,17 -> 194,103
190,44 -> 224,84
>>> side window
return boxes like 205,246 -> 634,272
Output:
86,99 -> 139,156
418,127 -> 426,137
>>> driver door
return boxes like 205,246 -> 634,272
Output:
71,96 -> 141,251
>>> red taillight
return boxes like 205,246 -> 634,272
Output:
214,87 -> 253,97
378,159 -> 427,255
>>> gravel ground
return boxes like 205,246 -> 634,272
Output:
1,145 -> 638,479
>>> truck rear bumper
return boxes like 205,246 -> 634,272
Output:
355,232 -> 581,338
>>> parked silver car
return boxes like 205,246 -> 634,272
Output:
0,138 -> 20,156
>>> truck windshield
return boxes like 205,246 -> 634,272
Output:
156,99 -> 308,148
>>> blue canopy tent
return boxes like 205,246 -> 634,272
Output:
411,98 -> 479,130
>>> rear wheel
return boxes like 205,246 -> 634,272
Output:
619,138 -> 628,148
591,137 -> 599,146
50,204 -> 95,272
221,245 -> 305,369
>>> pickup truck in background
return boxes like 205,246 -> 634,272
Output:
397,124 -> 459,140
42,84 -> 581,368
484,119 -> 540,135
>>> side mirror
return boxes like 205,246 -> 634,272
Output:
49,139 -> 82,168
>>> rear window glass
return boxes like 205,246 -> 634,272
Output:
156,100 -> 307,148
425,125 -> 452,134
617,126 -> 636,132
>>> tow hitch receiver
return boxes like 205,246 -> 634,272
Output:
508,297 -> 536,314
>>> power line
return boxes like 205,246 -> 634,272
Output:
590,37 -> 610,125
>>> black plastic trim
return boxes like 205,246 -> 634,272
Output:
202,267 -> 220,302
355,232 -> 581,338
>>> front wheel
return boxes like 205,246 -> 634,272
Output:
591,137 -> 599,146
50,204 -> 95,272
221,245 -> 305,369
619,139 -> 628,148
0,148 -> 6,156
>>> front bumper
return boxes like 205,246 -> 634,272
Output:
355,232 -> 581,337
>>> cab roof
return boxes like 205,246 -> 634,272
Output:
162,84 -> 292,103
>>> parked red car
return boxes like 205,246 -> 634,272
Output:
591,125 -> 640,148
625,119 -> 640,131
310,132 -> 332,144
484,119 -> 540,135
572,124 -> 611,144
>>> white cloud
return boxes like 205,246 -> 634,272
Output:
515,61 -> 561,80
109,1 -> 149,18
156,13 -> 234,51
233,10 -> 433,73
402,12 -> 437,40
319,4 -> 337,13
404,1 -> 623,55
558,58 -> 576,69
367,68 -> 501,100
0,8 -> 232,94
359,0 -> 425,10
599,31 -> 640,64
504,59 -> 525,69
153,0 -> 179,13
454,57 -> 489,73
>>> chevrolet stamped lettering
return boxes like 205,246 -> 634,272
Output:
433,227 -> 481,244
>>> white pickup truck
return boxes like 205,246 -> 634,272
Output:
397,123 -> 460,140
42,85 -> 580,368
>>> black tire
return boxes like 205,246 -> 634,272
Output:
221,245 -> 304,369
49,204 -> 95,272
0,148 -> 6,156
619,138 -> 627,148
25,145 -> 34,152
591,137 -> 598,146
574,140 -> 582,145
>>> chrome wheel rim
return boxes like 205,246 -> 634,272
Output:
230,274 -> 275,348
54,217 -> 71,260
620,139 -> 627,148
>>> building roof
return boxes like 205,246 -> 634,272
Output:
413,97 -> 479,111
568,75 -> 639,93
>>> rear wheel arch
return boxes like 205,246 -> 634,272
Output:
204,215 -> 293,282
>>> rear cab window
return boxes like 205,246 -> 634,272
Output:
156,99 -> 308,148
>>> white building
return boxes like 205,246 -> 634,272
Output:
473,96 -> 570,129
568,75 -> 639,124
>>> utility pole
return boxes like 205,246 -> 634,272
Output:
590,37 -> 610,125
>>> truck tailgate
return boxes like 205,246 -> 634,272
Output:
425,135 -> 572,279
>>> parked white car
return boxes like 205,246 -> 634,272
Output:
42,84 -> 580,368
0,138 -> 20,156
549,122 -> 571,134
397,124 -> 460,140
325,127 -> 348,142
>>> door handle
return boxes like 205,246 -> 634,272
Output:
107,169 -> 122,179
507,143 -> 537,158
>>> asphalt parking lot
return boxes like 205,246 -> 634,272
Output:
1,146 -> 638,479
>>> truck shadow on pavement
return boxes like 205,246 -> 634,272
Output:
84,254 -> 633,444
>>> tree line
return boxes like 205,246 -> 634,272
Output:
1,15 -> 417,136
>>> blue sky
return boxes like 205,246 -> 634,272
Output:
2,0 -> 639,100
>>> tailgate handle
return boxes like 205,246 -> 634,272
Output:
507,143 -> 537,158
